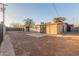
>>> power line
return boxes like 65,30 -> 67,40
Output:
53,3 -> 60,17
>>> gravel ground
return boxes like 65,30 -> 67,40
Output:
7,31 -> 79,56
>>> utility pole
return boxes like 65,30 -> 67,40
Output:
3,4 -> 5,40
73,17 -> 75,27
0,3 -> 7,40
73,17 -> 77,27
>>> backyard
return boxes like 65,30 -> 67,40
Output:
5,31 -> 79,56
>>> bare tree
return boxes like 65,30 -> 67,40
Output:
23,18 -> 34,32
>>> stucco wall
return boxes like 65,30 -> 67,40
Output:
46,24 -> 58,34
57,23 -> 67,34
63,24 -> 67,32
35,25 -> 40,32
57,24 -> 63,34
46,23 -> 67,34
35,23 -> 67,34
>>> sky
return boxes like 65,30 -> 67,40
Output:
3,3 -> 79,26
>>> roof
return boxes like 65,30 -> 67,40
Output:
35,22 -> 66,26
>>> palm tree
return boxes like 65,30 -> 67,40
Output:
23,18 -> 34,32
53,17 -> 66,23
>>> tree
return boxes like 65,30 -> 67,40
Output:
23,18 -> 34,32
53,17 -> 66,23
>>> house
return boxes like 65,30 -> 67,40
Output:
46,22 -> 67,34
66,24 -> 73,32
35,22 -> 67,34
72,27 -> 79,32
35,24 -> 46,33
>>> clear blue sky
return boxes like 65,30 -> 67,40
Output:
6,3 -> 79,25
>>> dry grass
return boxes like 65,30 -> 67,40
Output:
7,31 -> 79,56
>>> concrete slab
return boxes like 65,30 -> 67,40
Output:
26,33 -> 47,38
0,35 -> 15,56
49,34 -> 79,38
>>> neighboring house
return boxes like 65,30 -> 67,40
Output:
66,24 -> 73,32
35,24 -> 46,33
35,22 -> 67,34
72,27 -> 79,32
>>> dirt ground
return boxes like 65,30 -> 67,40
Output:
7,31 -> 79,56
